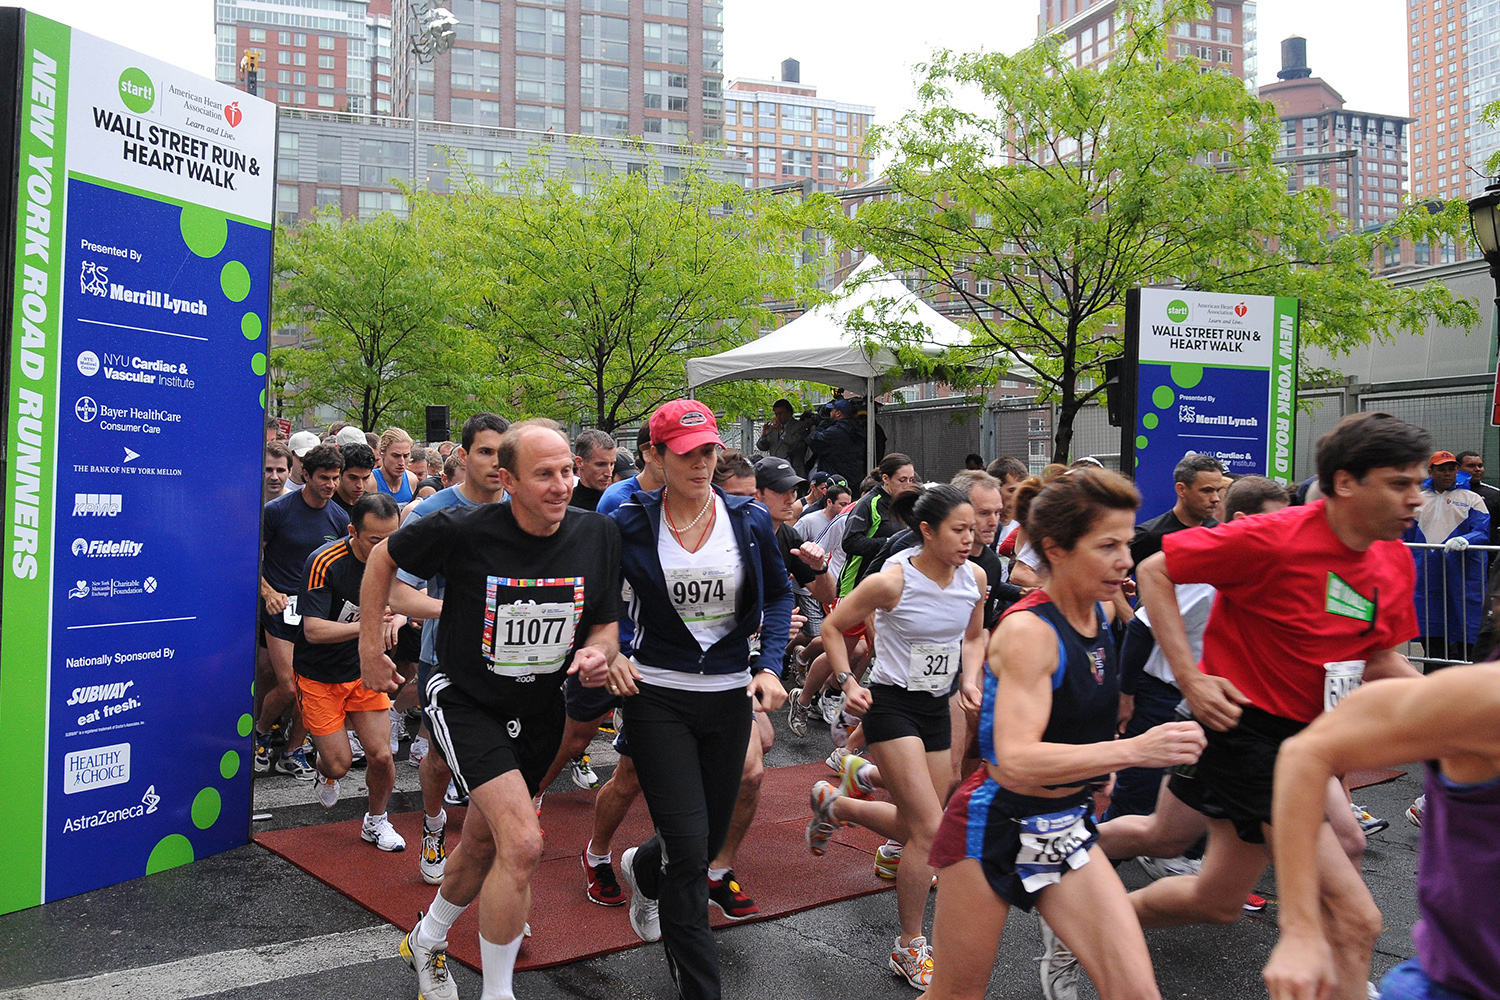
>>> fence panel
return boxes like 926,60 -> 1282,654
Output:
1361,390 -> 1490,456
879,401 -> 983,482
1293,390 -> 1346,483
1401,541 -> 1497,667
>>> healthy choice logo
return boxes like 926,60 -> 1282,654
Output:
1165,299 -> 1190,323
118,67 -> 155,114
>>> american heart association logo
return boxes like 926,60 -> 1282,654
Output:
1234,302 -> 1248,318
224,102 -> 242,127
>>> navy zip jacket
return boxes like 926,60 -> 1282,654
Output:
611,486 -> 794,677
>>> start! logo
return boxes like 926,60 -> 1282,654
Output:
224,102 -> 242,127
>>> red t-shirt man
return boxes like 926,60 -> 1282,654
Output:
1163,499 -> 1417,724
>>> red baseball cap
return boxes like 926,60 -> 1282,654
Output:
649,399 -> 725,455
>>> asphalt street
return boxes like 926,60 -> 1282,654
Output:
0,707 -> 1426,1000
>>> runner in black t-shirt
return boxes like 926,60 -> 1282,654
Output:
571,429 -> 618,512
1129,454 -> 1224,568
294,494 -> 408,849
328,442 -> 375,517
362,420 -> 621,1000
256,443 -> 349,779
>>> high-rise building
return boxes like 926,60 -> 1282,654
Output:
215,0 -> 380,113
1259,37 -> 1410,230
725,59 -> 874,192
1407,0 -> 1500,201
386,0 -> 724,146
1038,0 -> 1257,85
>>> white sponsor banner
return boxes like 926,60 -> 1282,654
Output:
63,740 -> 129,794
1138,289 -> 1276,368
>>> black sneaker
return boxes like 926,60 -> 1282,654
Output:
707,870 -> 759,920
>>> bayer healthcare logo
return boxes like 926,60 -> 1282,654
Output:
1165,299 -> 1190,323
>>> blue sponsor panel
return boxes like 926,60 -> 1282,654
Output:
1133,362 -> 1271,520
43,177 -> 265,898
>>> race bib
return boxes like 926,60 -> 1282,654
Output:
281,595 -> 301,626
667,565 -> 736,626
1014,803 -> 1092,892
337,600 -> 360,624
1324,660 -> 1365,712
908,641 -> 959,694
482,575 -> 586,678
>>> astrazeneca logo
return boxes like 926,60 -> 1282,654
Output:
74,494 -> 123,517
61,785 -> 159,834
71,538 -> 145,558
63,742 -> 130,794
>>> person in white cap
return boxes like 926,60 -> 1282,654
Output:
284,430 -> 321,495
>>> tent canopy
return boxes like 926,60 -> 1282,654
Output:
685,255 -> 975,395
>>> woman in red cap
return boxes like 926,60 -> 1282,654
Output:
605,399 -> 795,1000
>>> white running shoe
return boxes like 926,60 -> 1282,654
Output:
619,846 -> 661,942
787,687 -> 810,738
444,779 -> 468,807
826,746 -> 850,772
1136,854 -> 1202,880
347,732 -> 366,764
408,736 -> 428,767
570,753 -> 601,790
889,935 -> 934,989
361,814 -> 407,852
818,690 -> 843,724
1038,915 -> 1079,1000
400,921 -> 458,1000
420,822 -> 447,885
389,707 -> 403,755
314,776 -> 339,809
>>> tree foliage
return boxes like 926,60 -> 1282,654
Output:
271,211 -> 493,432
422,148 -> 824,432
832,0 -> 1478,462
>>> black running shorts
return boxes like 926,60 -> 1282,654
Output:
862,682 -> 952,753
1194,704 -> 1307,844
421,669 -> 565,797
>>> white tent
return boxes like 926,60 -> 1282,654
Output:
685,255 -> 976,471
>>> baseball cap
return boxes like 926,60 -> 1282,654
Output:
830,397 -> 856,416
648,399 -> 725,455
287,430 -> 320,457
613,451 -> 637,477
811,471 -> 848,490
754,456 -> 806,493
1430,450 -> 1458,467
334,426 -> 366,448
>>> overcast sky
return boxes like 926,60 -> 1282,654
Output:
12,0 -> 1411,123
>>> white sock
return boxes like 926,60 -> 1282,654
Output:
585,840 -> 611,867
424,810 -> 446,833
364,812 -> 386,826
707,866 -> 730,881
479,932 -> 524,1000
416,890 -> 467,949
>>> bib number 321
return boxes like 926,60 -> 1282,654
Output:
907,641 -> 959,694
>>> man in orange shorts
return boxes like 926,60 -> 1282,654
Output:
294,492 -> 408,850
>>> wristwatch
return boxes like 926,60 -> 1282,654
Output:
834,671 -> 854,688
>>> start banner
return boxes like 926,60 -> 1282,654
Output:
0,9 -> 272,913
1124,289 -> 1299,519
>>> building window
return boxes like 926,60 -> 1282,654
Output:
318,73 -> 334,88
519,7 -> 567,54
358,139 -> 410,186
250,28 -> 266,42
1217,6 -> 1233,21
357,190 -> 407,219
581,62 -> 629,110
580,13 -> 628,60
277,183 -> 300,224
318,54 -> 334,70
279,31 -> 291,44
318,35 -> 335,50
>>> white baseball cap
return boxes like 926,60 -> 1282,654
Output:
287,430 -> 320,457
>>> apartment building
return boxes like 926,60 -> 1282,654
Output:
724,59 -> 874,192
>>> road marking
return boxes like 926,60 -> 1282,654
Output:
0,925 -> 400,1000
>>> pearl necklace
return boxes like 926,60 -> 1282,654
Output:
663,486 -> 714,540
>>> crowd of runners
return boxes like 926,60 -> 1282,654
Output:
251,401 -> 1497,1000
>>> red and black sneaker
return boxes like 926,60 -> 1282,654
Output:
582,850 -> 625,907
707,870 -> 760,920
1243,892 -> 1268,913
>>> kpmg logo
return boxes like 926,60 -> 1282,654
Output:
71,538 -> 145,558
73,494 -> 123,517
80,260 -> 110,297
63,742 -> 130,794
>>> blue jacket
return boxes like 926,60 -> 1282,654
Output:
1403,470 -> 1491,642
610,486 -> 794,677
807,416 -> 867,488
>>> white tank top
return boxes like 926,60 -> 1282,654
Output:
869,546 -> 982,696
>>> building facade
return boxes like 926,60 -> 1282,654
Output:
724,59 -> 874,192
1038,0 -> 1258,84
215,0 -> 390,114
1407,0 -> 1500,202
1259,38 -> 1411,229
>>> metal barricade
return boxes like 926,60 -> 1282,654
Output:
1401,541 -> 1500,667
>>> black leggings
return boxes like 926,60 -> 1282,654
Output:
625,681 -> 753,1000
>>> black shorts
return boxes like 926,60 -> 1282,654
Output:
260,601 -> 299,644
565,671 -> 621,723
861,682 -> 952,753
1194,704 -> 1307,844
393,622 -> 422,664
930,770 -> 1098,912
421,669 -> 565,797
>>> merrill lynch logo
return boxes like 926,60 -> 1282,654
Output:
81,260 -> 109,297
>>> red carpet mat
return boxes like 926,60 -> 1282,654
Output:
1348,767 -> 1406,790
254,761 -> 892,972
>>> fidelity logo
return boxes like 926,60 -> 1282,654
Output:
72,538 -> 144,558
63,741 -> 130,794
61,786 -> 160,834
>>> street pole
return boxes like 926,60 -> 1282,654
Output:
411,59 -> 419,194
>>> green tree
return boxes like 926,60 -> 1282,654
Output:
271,211 -> 494,432
426,149 -> 823,432
834,0 -> 1477,463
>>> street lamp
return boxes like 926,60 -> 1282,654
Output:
1469,178 -> 1500,434
409,1 -> 458,195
